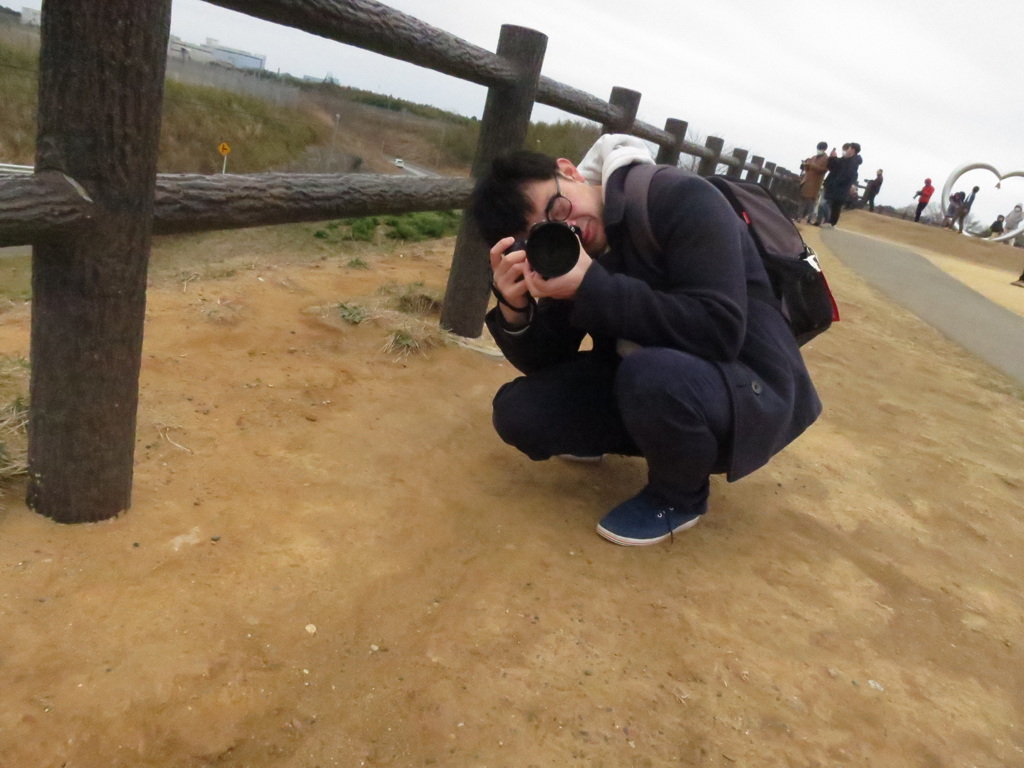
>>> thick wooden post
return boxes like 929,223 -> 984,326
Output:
655,119 -> 687,166
696,136 -> 724,177
601,87 -> 641,135
27,0 -> 172,522
441,25 -> 546,338
760,161 -> 777,188
726,148 -> 748,180
773,169 -> 799,216
745,155 -> 764,183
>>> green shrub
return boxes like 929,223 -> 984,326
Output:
383,211 -> 461,242
337,302 -> 368,324
348,217 -> 378,242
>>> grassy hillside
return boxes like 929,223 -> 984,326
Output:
0,31 -> 330,173
2,28 -> 600,174
160,79 -> 330,173
0,29 -> 36,164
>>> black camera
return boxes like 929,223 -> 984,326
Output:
506,221 -> 582,279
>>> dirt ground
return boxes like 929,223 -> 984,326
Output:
1,209 -> 1023,767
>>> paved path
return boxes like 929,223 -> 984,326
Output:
823,228 -> 1024,386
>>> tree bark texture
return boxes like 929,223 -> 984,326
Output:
441,25 -> 546,338
697,136 -> 725,177
151,173 -> 472,235
727,148 -> 749,180
601,87 -> 642,136
655,119 -> 688,166
1,173 -> 474,245
746,156 -> 765,183
0,171 -> 94,247
28,0 -> 172,523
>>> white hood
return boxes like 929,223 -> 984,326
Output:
577,134 -> 656,194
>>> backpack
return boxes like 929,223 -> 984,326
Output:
623,164 -> 839,346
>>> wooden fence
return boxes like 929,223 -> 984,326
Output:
0,0 -> 800,524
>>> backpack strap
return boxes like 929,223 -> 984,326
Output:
622,163 -> 663,256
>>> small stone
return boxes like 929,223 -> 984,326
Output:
305,624 -> 317,635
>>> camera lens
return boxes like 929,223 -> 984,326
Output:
525,222 -> 580,278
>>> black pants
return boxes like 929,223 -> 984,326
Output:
491,349 -> 732,513
915,200 -> 928,222
828,198 -> 844,226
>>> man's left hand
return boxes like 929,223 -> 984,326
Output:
523,246 -> 593,300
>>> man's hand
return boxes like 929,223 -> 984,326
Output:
490,237 -> 532,326
523,242 -> 592,301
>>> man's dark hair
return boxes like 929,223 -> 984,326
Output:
850,142 -> 861,154
471,150 -> 558,245
816,141 -> 828,150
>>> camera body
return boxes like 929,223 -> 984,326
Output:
506,221 -> 582,279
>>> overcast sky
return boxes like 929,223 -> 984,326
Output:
17,0 -> 1024,225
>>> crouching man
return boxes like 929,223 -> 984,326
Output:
471,136 -> 822,546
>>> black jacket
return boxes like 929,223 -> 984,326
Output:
823,154 -> 861,199
486,164 -> 821,480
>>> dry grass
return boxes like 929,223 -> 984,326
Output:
0,355 -> 29,487
309,280 -> 451,357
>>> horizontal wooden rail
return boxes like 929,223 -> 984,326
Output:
207,0 -> 520,90
0,172 -> 472,245
205,0 -> 639,152
0,171 -> 95,245
151,173 -> 472,234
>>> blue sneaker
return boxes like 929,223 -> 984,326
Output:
596,490 -> 702,546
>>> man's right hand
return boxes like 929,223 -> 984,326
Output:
490,237 -> 533,327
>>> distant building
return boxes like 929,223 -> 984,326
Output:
19,6 -> 40,25
201,38 -> 266,70
166,35 -> 266,70
167,36 -> 217,66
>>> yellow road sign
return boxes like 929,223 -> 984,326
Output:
218,142 -> 231,155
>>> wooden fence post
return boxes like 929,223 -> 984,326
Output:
27,0 -> 172,523
440,25 -> 547,338
745,155 -> 764,183
602,87 -> 641,135
772,169 -> 799,216
697,136 -> 724,176
726,148 -> 748,180
655,118 -> 687,166
760,161 -> 777,188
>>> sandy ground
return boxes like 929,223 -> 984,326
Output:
1,210 -> 1023,767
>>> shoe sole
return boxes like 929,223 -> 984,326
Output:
595,516 -> 700,546
557,454 -> 604,463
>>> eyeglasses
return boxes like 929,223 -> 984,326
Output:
543,174 -> 572,223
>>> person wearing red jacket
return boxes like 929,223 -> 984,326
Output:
913,178 -> 935,222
